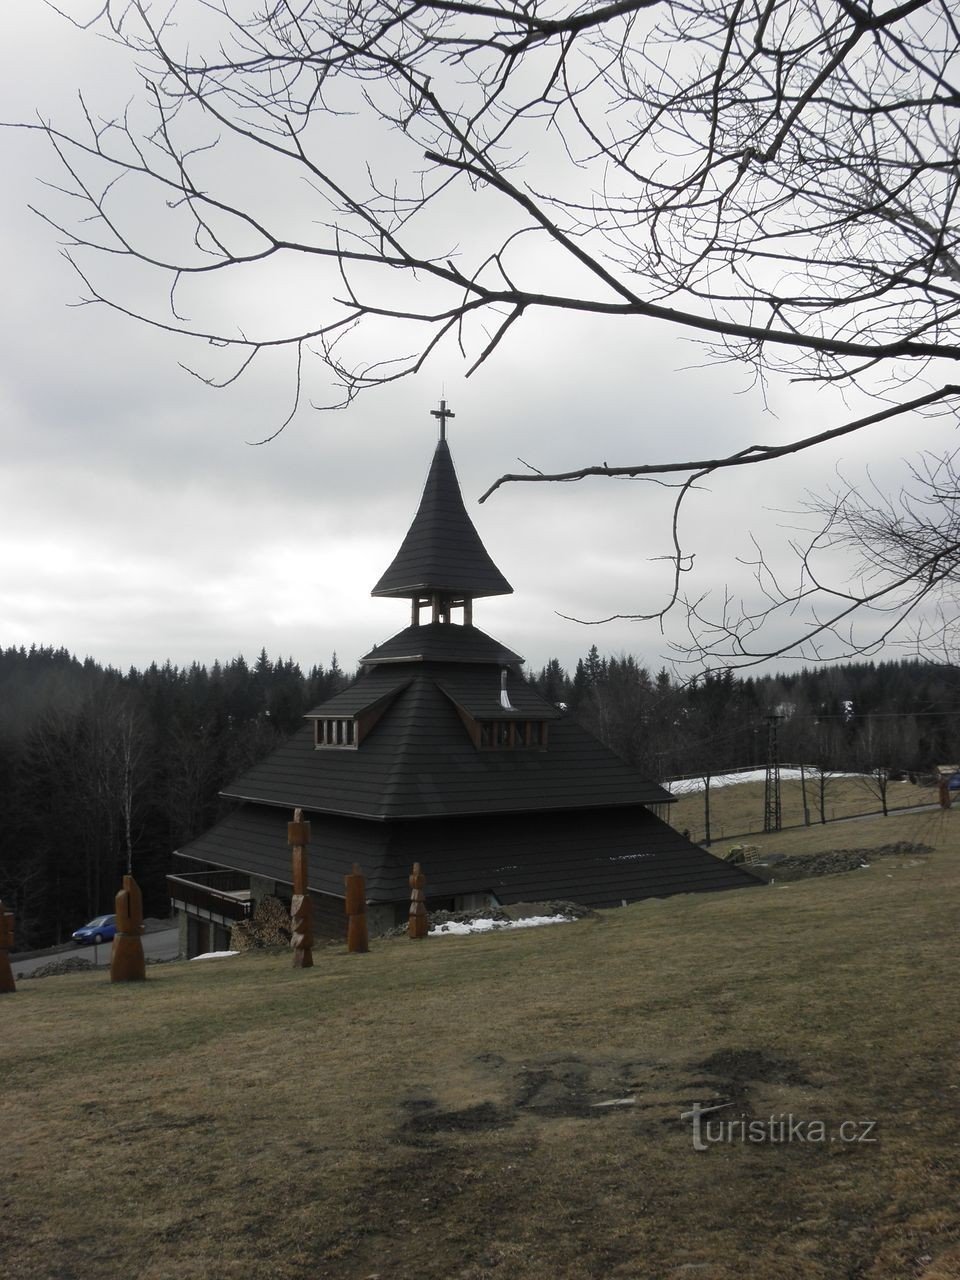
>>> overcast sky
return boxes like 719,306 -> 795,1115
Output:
0,6 -> 945,681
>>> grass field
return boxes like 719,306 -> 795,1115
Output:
5,805 -> 960,1280
663,773 -> 939,845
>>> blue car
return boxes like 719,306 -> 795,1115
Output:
72,914 -> 117,945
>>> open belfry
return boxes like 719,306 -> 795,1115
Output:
169,405 -> 755,952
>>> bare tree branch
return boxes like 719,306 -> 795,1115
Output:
478,386 -> 960,500
11,0 -> 960,663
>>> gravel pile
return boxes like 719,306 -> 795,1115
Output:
758,841 -> 933,880
503,899 -> 595,921
428,906 -> 514,929
19,955 -> 98,980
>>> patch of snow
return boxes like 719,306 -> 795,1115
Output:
190,950 -> 240,961
665,767 -> 863,796
429,914 -> 573,937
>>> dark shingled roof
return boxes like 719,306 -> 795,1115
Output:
371,439 -> 513,599
435,671 -> 562,720
176,804 -> 760,908
306,675 -> 411,718
222,662 -> 670,819
361,622 -> 522,667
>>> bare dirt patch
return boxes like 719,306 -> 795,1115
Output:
398,1047 -> 816,1136
696,1046 -> 811,1087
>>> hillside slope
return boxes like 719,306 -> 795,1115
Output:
5,807 -> 960,1280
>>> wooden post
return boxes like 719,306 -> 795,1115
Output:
288,807 -> 313,969
110,874 -> 146,983
408,862 -> 428,939
0,899 -> 16,994
344,864 -> 369,953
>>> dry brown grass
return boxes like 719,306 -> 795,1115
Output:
663,772 -> 939,845
5,805 -> 960,1280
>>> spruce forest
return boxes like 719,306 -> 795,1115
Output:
3,643 -> 959,949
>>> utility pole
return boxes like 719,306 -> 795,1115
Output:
763,714 -> 784,833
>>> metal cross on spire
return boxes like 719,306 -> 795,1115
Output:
431,399 -> 455,441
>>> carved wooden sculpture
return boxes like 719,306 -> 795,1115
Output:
288,807 -> 313,969
408,862 -> 428,940
110,874 -> 146,982
0,899 -> 16,994
344,864 -> 369,953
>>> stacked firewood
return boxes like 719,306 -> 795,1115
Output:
230,896 -> 293,951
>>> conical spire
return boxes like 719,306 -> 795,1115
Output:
371,410 -> 512,601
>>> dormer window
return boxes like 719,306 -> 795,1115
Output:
435,674 -> 559,753
315,718 -> 356,749
307,681 -> 410,751
478,720 -> 548,750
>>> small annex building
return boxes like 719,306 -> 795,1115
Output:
169,407 -> 756,955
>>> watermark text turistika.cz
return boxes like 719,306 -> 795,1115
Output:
681,1102 -> 878,1151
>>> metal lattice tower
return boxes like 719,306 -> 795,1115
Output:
763,714 -> 783,833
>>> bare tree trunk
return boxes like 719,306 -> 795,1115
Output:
703,776 -> 712,847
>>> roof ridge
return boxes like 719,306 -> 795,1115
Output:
379,672 -> 433,818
